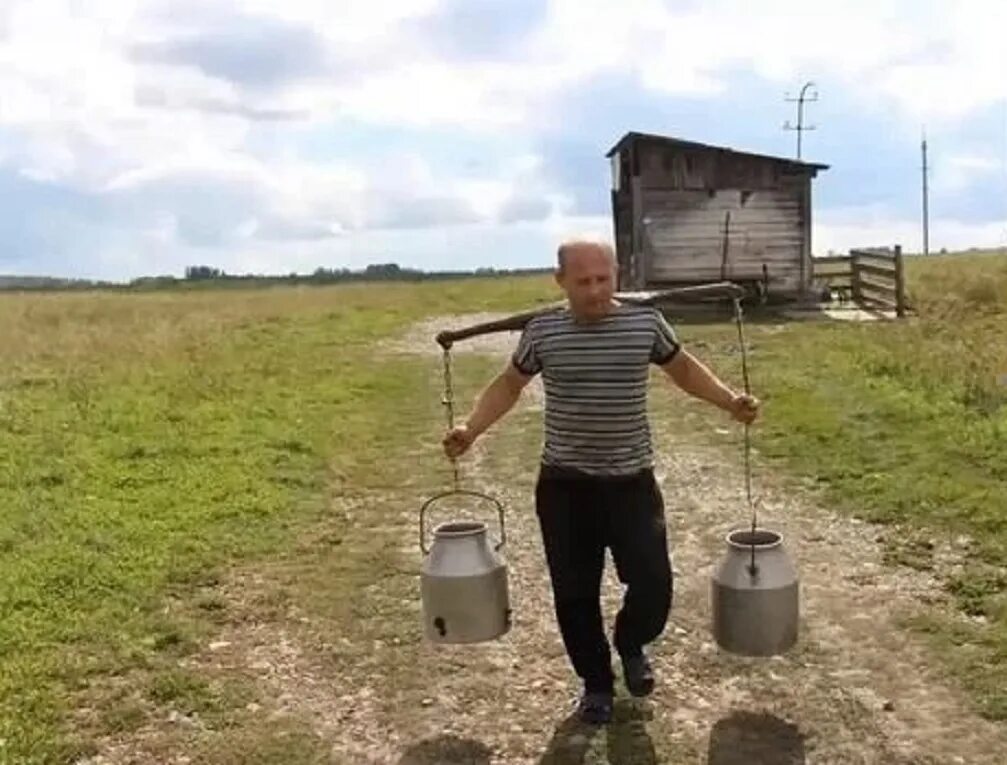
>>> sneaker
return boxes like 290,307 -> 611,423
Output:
621,653 -> 655,697
576,691 -> 614,725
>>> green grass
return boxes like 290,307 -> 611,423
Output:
2,250 -> 1006,760
0,277 -> 555,763
667,249 -> 1007,719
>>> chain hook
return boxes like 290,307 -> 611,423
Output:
732,295 -> 758,575
441,344 -> 460,492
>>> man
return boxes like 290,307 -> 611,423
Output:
442,239 -> 759,724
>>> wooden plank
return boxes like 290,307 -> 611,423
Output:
814,259 -> 852,267
853,250 -> 897,267
859,280 -> 898,305
859,291 -> 899,312
611,188 -> 624,289
645,223 -> 803,239
801,180 -> 811,294
859,275 -> 896,295
643,188 -> 800,206
859,270 -> 895,289
646,224 -> 804,236
646,239 -> 802,258
642,213 -> 803,230
649,242 -> 803,257
650,253 -> 801,270
816,269 -> 853,280
813,255 -> 851,266
651,265 -> 800,280
860,272 -> 896,292
644,191 -> 801,205
850,253 -> 863,304
851,247 -> 895,257
858,262 -> 896,280
856,251 -> 896,264
809,269 -> 849,279
630,173 -> 643,288
648,237 -> 804,250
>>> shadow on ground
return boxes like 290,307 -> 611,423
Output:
707,711 -> 806,765
538,699 -> 657,765
397,734 -> 493,764
395,707 -> 804,764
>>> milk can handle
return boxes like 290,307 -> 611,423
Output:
419,489 -> 506,555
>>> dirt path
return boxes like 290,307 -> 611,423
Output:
359,315 -> 1006,764
82,313 -> 1007,764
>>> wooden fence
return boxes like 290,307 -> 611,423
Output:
813,246 -> 907,317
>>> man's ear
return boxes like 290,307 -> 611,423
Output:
553,269 -> 564,289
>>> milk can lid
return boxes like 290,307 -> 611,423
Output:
726,528 -> 783,550
434,520 -> 487,538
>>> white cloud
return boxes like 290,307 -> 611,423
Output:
94,145 -> 560,252
3,0 -> 1002,165
815,205 -> 1007,256
357,0 -> 1007,129
0,0 -> 1003,279
330,62 -> 531,129
932,154 -> 1003,195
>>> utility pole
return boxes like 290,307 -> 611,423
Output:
921,128 -> 930,256
783,81 -> 818,160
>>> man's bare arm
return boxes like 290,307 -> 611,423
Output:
443,363 -> 534,457
465,363 -> 534,436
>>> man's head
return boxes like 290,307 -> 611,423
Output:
555,238 -> 617,321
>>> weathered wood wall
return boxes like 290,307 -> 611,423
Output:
638,186 -> 805,291
611,137 -> 818,297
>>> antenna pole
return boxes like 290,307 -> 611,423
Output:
784,81 -> 818,160
922,128 -> 930,256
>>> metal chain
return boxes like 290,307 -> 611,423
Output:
441,345 -> 460,491
732,296 -> 758,574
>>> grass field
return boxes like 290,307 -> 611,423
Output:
0,280 -> 553,762
671,249 -> 1007,718
0,250 -> 1004,761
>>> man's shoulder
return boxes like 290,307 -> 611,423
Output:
612,302 -> 662,324
525,306 -> 571,333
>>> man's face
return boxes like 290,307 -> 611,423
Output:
555,244 -> 616,320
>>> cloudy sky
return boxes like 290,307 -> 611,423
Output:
1,0 -> 1005,280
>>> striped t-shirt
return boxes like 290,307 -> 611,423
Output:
511,302 -> 681,476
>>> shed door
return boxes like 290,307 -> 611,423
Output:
639,188 -> 804,291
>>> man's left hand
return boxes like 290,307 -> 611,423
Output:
728,393 -> 760,424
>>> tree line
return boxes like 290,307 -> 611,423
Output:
0,262 -> 553,292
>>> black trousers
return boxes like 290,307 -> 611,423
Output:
535,465 -> 673,694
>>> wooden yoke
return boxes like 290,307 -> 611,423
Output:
435,281 -> 746,349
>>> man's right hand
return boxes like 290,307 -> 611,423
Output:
442,425 -> 476,458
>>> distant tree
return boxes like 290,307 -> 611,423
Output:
364,263 -> 401,279
185,265 -> 224,280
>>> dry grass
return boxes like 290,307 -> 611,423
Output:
0,276 -> 557,763
2,250 -> 1006,761
676,248 -> 1007,718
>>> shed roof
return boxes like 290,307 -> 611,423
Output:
605,131 -> 829,172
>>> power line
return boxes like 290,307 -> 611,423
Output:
783,81 -> 818,160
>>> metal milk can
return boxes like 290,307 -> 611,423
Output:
708,296 -> 800,657
711,528 -> 799,656
419,489 -> 511,644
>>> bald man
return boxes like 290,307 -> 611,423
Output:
443,239 -> 759,725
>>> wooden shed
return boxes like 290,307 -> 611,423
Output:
607,132 -> 828,300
